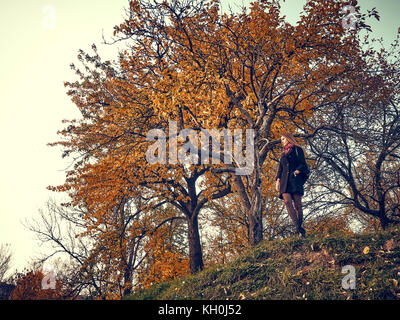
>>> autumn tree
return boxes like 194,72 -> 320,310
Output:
48,0 -> 382,291
136,209 -> 190,288
202,175 -> 292,267
111,0 -> 380,246
202,196 -> 249,266
52,3 -> 232,275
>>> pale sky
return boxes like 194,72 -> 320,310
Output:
0,0 -> 398,277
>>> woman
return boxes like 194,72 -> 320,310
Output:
275,132 -> 309,238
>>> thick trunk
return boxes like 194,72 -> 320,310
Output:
248,166 -> 263,246
123,274 -> 132,297
123,249 -> 134,297
234,158 -> 264,247
379,211 -> 389,230
187,215 -> 204,273
248,187 -> 263,246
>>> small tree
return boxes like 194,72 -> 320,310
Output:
0,244 -> 12,282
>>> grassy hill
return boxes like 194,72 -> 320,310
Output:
128,225 -> 400,300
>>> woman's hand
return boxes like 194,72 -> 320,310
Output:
275,179 -> 280,192
294,170 -> 300,176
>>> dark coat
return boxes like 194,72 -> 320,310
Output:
276,145 -> 308,199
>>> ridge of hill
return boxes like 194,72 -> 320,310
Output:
128,226 -> 400,300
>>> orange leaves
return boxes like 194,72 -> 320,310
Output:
137,223 -> 190,289
9,270 -> 64,300
305,215 -> 354,237
45,0 -> 388,296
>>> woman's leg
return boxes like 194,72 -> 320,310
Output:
292,194 -> 303,226
292,193 -> 305,237
282,193 -> 299,229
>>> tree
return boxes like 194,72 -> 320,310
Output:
111,0 -> 378,246
26,199 -> 108,298
0,244 -> 12,282
51,8 -> 232,274
49,1 -> 381,292
136,214 -> 190,288
303,34 -> 400,230
27,197 -> 185,298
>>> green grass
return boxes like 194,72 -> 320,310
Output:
127,225 -> 400,300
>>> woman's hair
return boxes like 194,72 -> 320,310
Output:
281,132 -> 300,146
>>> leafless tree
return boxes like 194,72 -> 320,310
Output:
25,196 -> 189,298
299,38 -> 400,230
0,244 -> 12,282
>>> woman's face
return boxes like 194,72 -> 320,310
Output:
281,136 -> 289,146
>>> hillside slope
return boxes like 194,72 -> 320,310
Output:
128,226 -> 400,300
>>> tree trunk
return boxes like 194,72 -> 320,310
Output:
248,190 -> 263,246
187,215 -> 204,274
379,211 -> 389,230
233,178 -> 264,246
123,272 -> 132,297
234,152 -> 264,247
248,165 -> 263,246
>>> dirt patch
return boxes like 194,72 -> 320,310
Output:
383,239 -> 399,252
292,248 -> 336,274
